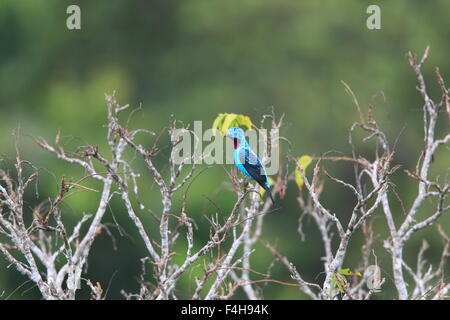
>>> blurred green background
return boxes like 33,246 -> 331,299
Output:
0,0 -> 449,299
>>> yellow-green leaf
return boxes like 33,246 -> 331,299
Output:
211,113 -> 254,136
295,155 -> 313,190
330,268 -> 362,296
221,114 -> 238,135
339,268 -> 362,277
235,115 -> 253,130
212,113 -> 227,135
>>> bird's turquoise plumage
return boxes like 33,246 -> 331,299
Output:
226,127 -> 274,203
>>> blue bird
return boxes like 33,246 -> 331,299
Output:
226,127 -> 274,203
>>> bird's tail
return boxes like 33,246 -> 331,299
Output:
264,185 -> 275,204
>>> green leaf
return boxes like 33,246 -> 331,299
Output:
330,273 -> 346,295
212,113 -> 227,135
234,115 -> 253,130
339,268 -> 362,277
330,268 -> 361,296
336,275 -> 346,294
211,113 -> 254,135
221,114 -> 238,135
295,155 -> 312,190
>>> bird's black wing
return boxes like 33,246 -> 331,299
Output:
238,148 -> 268,188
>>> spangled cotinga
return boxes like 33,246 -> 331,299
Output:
226,127 -> 274,203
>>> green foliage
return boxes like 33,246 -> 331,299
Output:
295,155 -> 312,190
212,113 -> 253,135
331,268 -> 362,295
